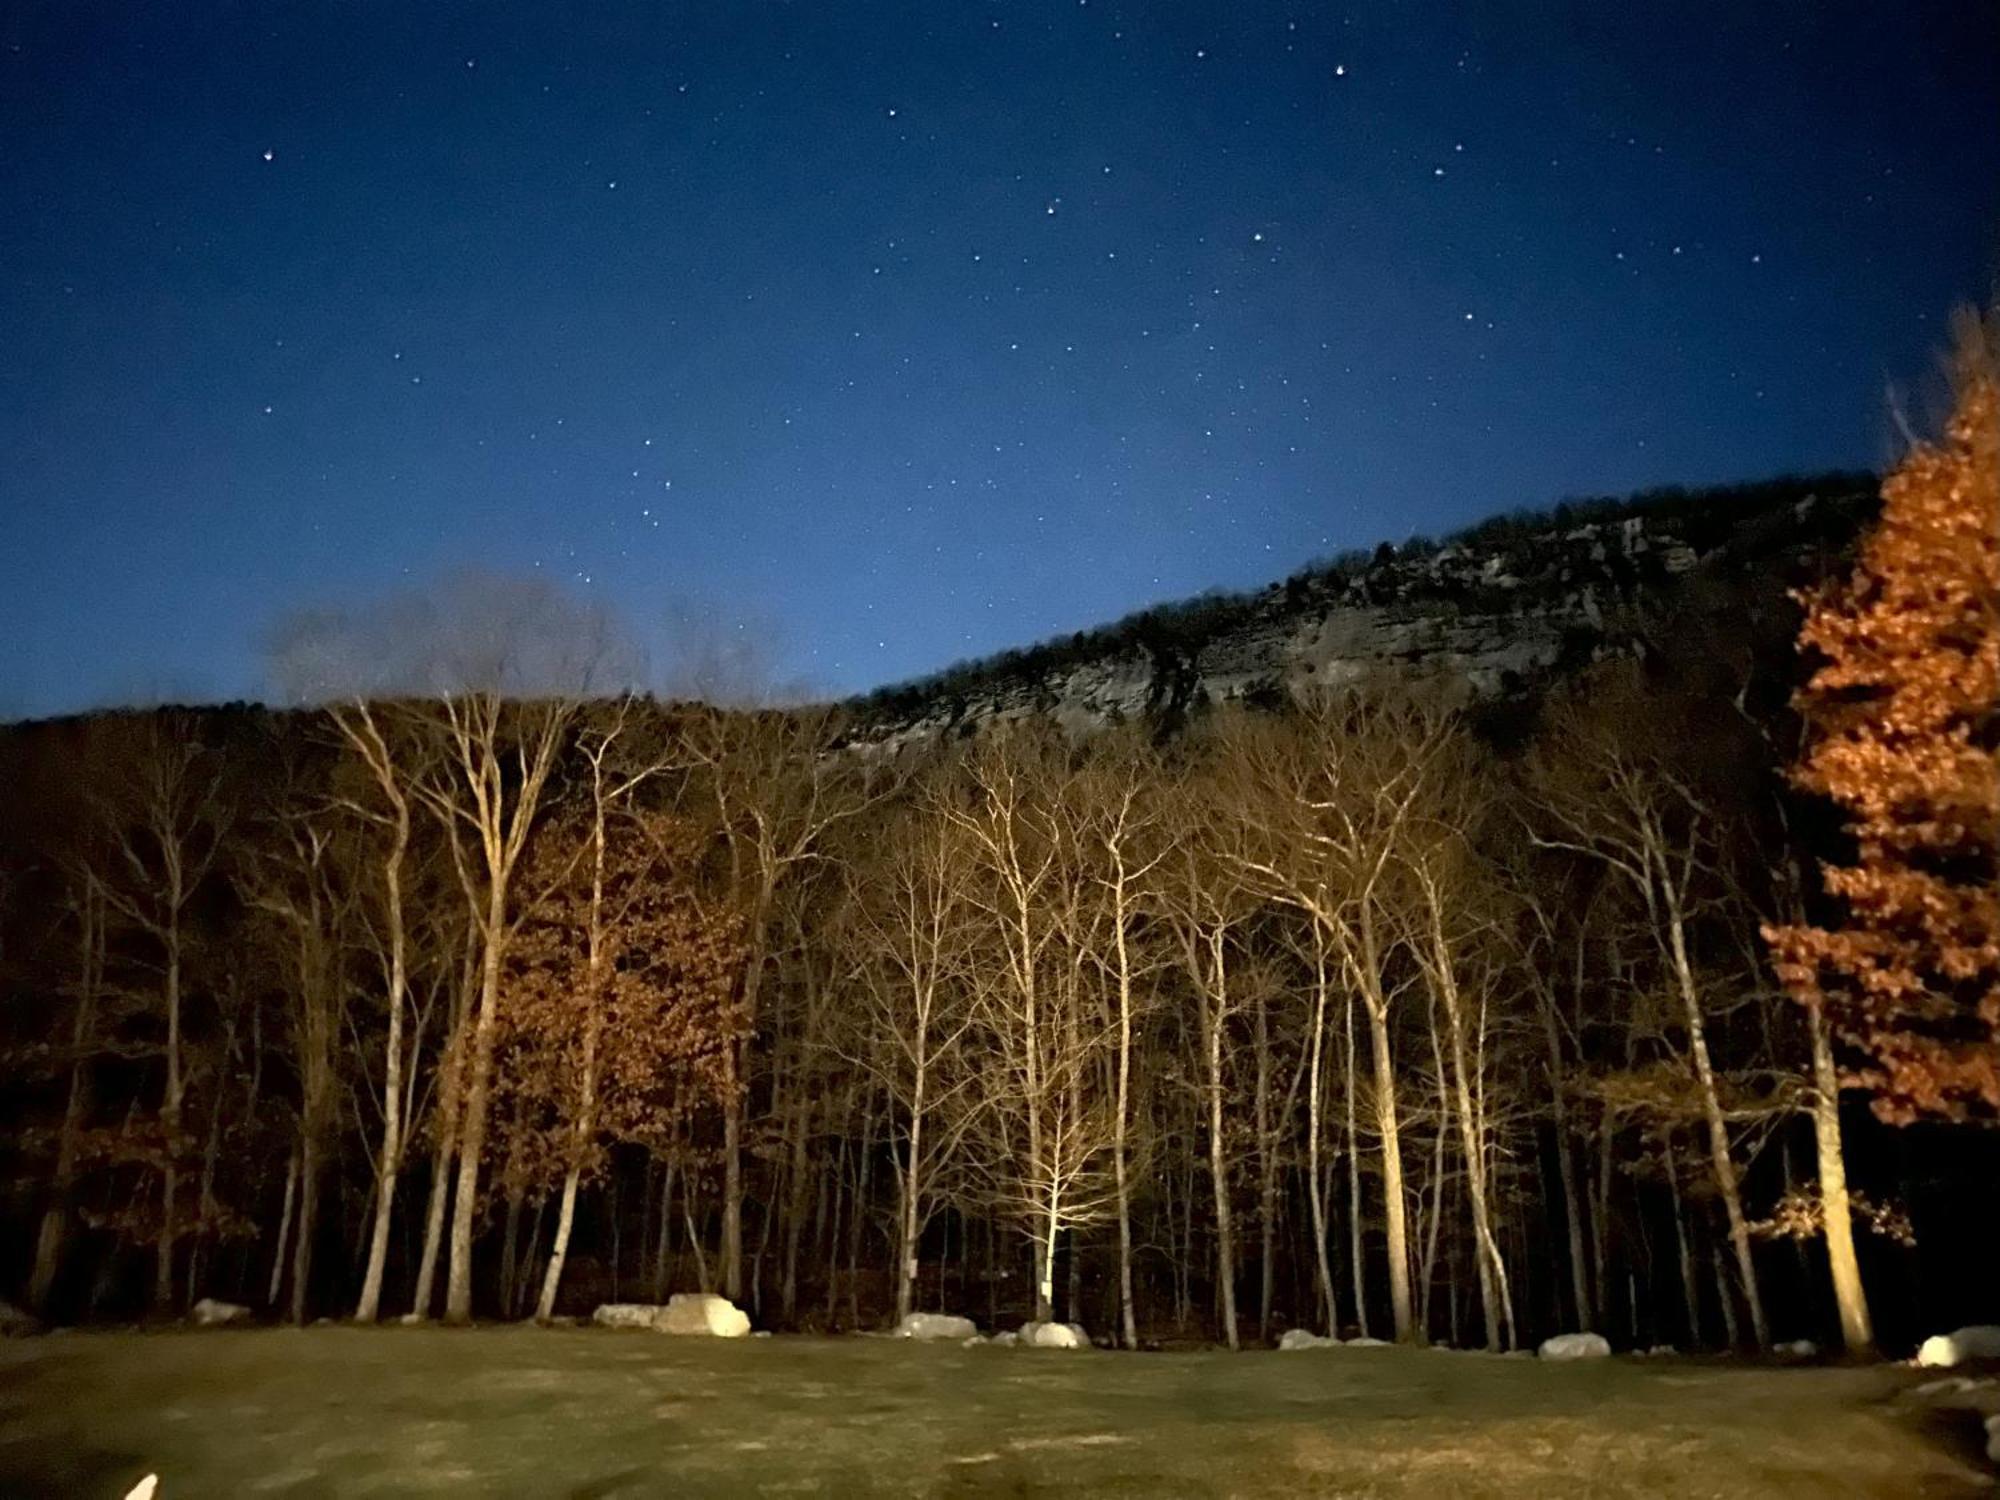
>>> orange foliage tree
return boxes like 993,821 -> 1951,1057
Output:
1765,310 -> 2000,1124
493,807 -> 748,1212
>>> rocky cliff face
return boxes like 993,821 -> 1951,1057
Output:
851,478 -> 1873,750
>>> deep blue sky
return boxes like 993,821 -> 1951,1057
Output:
3,3 -> 1995,717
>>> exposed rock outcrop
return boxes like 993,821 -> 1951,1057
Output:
851,481 -> 1871,752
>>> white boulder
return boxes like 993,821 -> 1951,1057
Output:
1985,1413 -> 2000,1466
990,1330 -> 1020,1347
1277,1329 -> 1336,1351
1916,1326 -> 2000,1368
1774,1339 -> 1818,1359
1345,1336 -> 1391,1348
591,1295 -> 750,1336
0,1300 -> 42,1337
897,1312 -> 978,1342
1538,1332 -> 1612,1361
1018,1320 -> 1088,1349
663,1293 -> 751,1337
191,1297 -> 249,1327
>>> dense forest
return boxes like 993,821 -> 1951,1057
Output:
1,323 -> 1992,1359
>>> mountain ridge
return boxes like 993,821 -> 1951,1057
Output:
849,471 -> 1877,747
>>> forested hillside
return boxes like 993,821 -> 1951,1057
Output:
2,448 -> 1992,1357
854,472 -> 1875,746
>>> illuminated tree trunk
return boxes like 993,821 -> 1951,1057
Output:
1302,948 -> 1338,1336
1201,938 -> 1239,1349
1664,891 -> 1767,1350
1807,1001 -> 1873,1354
445,887 -> 507,1323
1361,984 -> 1413,1343
354,842 -> 409,1322
267,1147 -> 297,1309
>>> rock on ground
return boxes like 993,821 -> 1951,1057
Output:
190,1298 -> 250,1327
989,1330 -> 1019,1347
1345,1336 -> 1391,1348
1538,1332 -> 1611,1361
662,1293 -> 751,1337
0,1300 -> 43,1337
591,1296 -> 751,1336
592,1303 -> 669,1331
1277,1329 -> 1336,1351
1018,1320 -> 1087,1349
1985,1413 -> 2000,1465
1916,1326 -> 2000,1368
897,1312 -> 977,1342
1774,1339 -> 1818,1359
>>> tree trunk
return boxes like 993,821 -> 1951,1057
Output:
1661,884 -> 1768,1350
288,1132 -> 319,1325
498,1183 -> 524,1315
1807,1002 -> 1874,1354
31,899 -> 100,1313
1665,1142 -> 1704,1347
445,891 -> 508,1324
155,933 -> 183,1312
893,1095 -> 924,1325
1111,878 -> 1140,1350
1205,987 -> 1239,1350
268,1146 -> 298,1307
1542,1001 -> 1593,1329
781,1088 -> 813,1325
354,804 -> 410,1323
1428,931 -> 1513,1349
721,1048 -> 745,1302
534,1167 -> 584,1322
1365,1000 -> 1413,1342
1345,995 -> 1369,1338
1254,991 -> 1276,1344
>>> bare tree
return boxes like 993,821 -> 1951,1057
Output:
91,713 -> 230,1312
271,571 -> 633,1322
1075,736 -> 1168,1349
242,803 -> 354,1325
1158,818 -> 1261,1351
684,704 -> 871,1303
838,784 -> 981,1323
323,702 -> 426,1323
1531,689 -> 1771,1350
1230,697 -> 1445,1343
1403,765 -> 1519,1349
533,702 -> 678,1322
947,730 -> 1118,1324
27,866 -> 107,1312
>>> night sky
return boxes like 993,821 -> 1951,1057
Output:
4,4 -> 1995,718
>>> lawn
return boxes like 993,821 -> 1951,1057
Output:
0,1327 -> 1988,1498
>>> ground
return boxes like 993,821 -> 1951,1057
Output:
0,1328 -> 1989,1498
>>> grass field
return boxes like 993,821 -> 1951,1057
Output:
0,1326 -> 1989,1497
